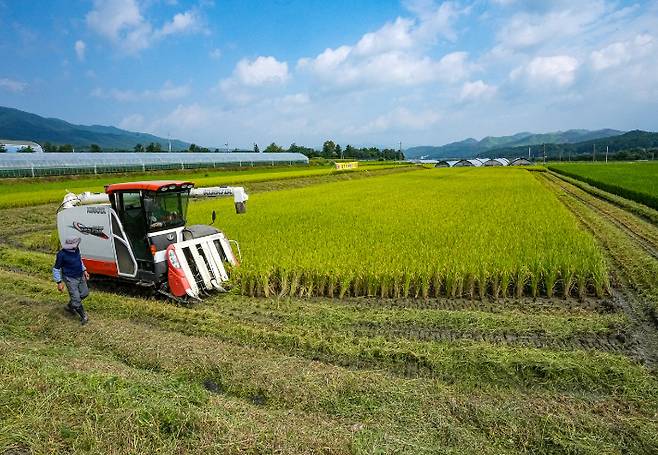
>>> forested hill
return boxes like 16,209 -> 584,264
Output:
0,106 -> 190,151
490,130 -> 658,160
406,129 -> 623,159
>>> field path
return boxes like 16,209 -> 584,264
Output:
539,170 -> 658,368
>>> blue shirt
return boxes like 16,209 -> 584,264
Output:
53,248 -> 86,282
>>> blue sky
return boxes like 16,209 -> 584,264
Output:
1,0 -> 657,148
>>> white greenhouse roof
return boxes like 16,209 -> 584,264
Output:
0,152 -> 309,170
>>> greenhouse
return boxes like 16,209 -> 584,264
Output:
453,159 -> 484,167
482,158 -> 510,166
434,160 -> 458,168
0,152 -> 309,177
510,157 -> 532,166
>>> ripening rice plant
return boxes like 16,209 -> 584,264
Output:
189,167 -> 608,299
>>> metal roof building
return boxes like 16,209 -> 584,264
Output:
0,152 -> 309,178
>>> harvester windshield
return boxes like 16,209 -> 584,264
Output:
145,191 -> 189,231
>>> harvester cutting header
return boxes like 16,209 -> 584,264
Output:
56,180 -> 248,302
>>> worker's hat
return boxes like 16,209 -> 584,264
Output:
63,236 -> 81,250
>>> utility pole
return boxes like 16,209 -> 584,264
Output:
528,146 -> 531,160
605,146 -> 608,163
543,143 -> 546,164
168,132 -> 171,153
593,144 -> 596,162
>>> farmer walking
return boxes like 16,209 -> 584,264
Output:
53,236 -> 90,325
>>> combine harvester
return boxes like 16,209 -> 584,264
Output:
56,180 -> 248,302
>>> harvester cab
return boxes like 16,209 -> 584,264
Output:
56,180 -> 248,302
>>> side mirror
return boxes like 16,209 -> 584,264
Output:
211,210 -> 216,225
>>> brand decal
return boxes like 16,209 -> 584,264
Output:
86,207 -> 107,214
167,233 -> 175,241
72,222 -> 109,239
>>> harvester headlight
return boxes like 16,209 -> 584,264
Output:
168,250 -> 181,268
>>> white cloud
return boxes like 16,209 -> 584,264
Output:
74,40 -> 86,61
297,1 -> 469,91
209,48 -> 222,60
299,48 -> 472,88
118,113 -> 145,130
217,56 -> 290,104
297,46 -> 351,73
591,34 -> 654,70
0,78 -> 27,92
155,10 -> 201,39
86,0 -> 203,54
350,107 -> 441,135
494,2 -> 609,53
407,0 -> 464,43
92,81 -> 190,102
234,56 -> 289,86
460,80 -> 497,101
353,17 -> 416,56
511,55 -> 579,87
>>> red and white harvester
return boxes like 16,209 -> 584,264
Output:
56,180 -> 248,301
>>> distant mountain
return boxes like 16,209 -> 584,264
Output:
406,129 -> 624,159
493,130 -> 658,159
0,106 -> 190,151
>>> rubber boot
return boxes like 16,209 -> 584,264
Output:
65,303 -> 75,315
76,305 -> 89,325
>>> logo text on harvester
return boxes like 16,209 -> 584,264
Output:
71,222 -> 109,239
86,207 -> 107,214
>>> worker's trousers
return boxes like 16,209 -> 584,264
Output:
64,275 -> 89,313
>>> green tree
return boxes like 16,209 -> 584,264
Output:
18,145 -> 35,153
134,143 -> 144,153
0,144 -> 6,153
335,144 -> 342,159
264,142 -> 284,153
188,144 -> 199,152
322,140 -> 336,158
58,144 -> 73,152
146,142 -> 162,153
344,144 -> 355,158
89,143 -> 102,153
254,143 -> 260,153
42,142 -> 57,152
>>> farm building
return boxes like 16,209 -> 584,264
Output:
0,139 -> 44,153
435,160 -> 458,168
453,159 -> 484,167
510,157 -> 532,166
483,158 -> 510,166
0,151 -> 309,177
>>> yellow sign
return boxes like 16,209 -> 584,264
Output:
335,161 -> 358,170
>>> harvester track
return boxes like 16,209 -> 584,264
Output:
544,171 -> 658,260
539,171 -> 658,368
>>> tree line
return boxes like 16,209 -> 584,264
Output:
261,140 -> 404,160
20,140 -> 404,160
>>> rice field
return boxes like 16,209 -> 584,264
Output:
549,161 -> 658,210
2,164 -> 658,454
188,167 -> 608,299
0,160 -> 406,209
